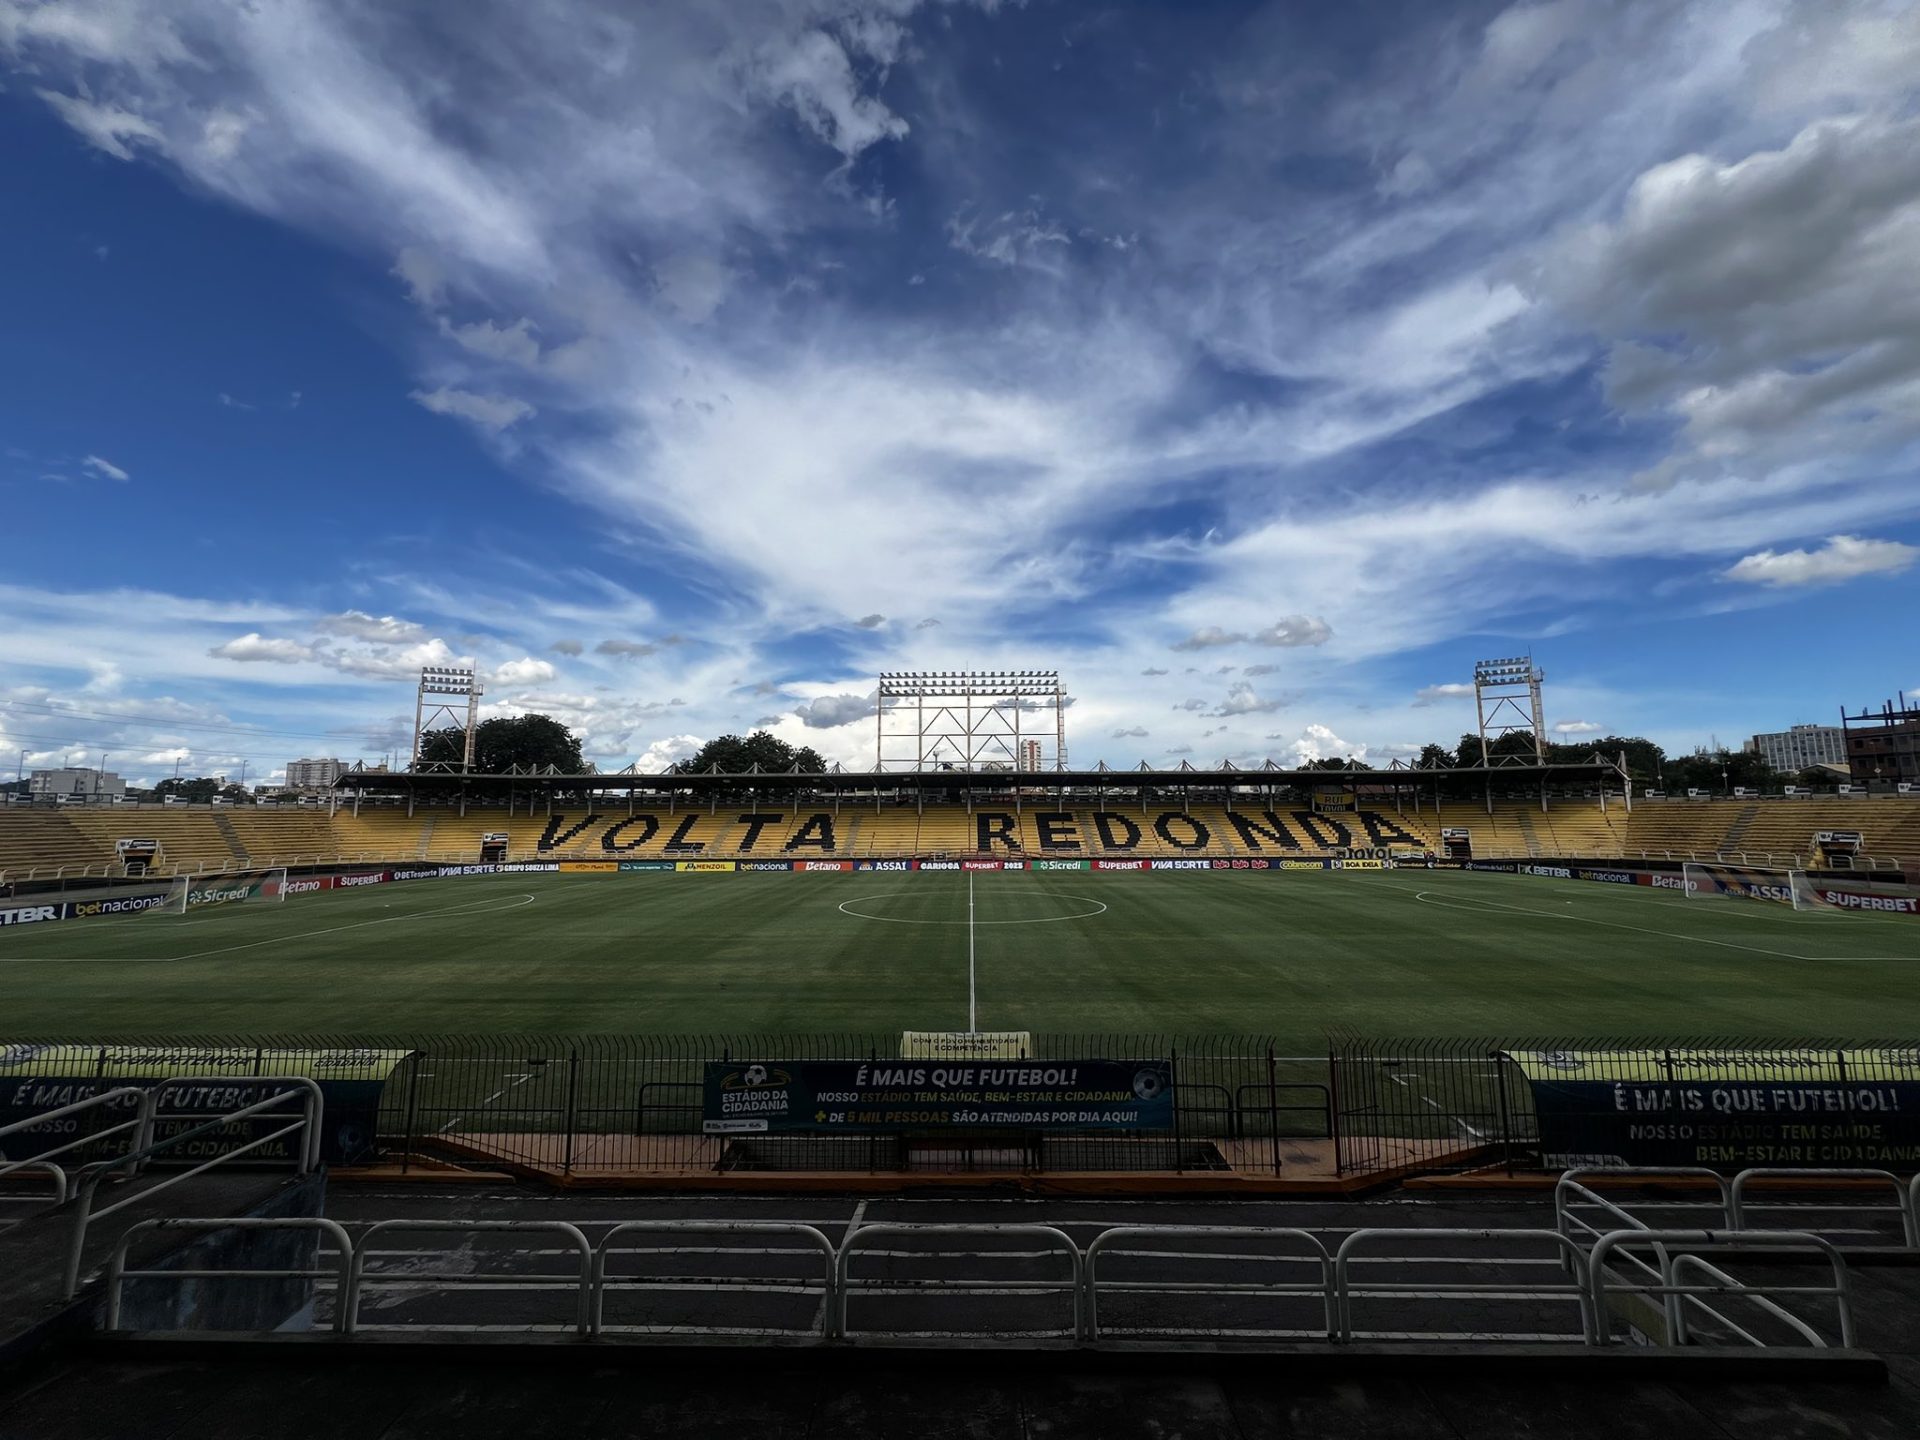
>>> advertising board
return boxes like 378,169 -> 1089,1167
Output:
703,1058 -> 1174,1135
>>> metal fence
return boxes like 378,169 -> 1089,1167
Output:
1327,1036 -> 1920,1176
1,1034 -> 1332,1178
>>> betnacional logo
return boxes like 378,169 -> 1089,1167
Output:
68,894 -> 171,917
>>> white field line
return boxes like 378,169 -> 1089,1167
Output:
834,893 -> 1108,926
0,892 -> 538,963
437,1072 -> 535,1135
1383,882 -> 1907,962
1385,1070 -> 1488,1142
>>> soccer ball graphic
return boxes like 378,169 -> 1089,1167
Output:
744,1064 -> 769,1087
1132,1068 -> 1165,1102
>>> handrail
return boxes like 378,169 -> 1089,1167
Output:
836,1223 -> 1084,1340
345,1219 -> 594,1336
1084,1225 -> 1332,1339
0,1087 -> 152,1203
105,1217 -> 354,1331
62,1081 -> 321,1297
591,1221 -> 837,1337
1731,1169 -> 1916,1248
1333,1228 -> 1595,1343
1555,1168 -> 1732,1248
148,1076 -> 326,1174
1588,1229 -> 1854,1349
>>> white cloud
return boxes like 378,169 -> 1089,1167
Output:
595,638 -> 668,659
1287,723 -> 1365,766
209,633 -> 311,664
319,637 -> 470,679
34,89 -> 163,161
493,656 -> 557,686
1723,534 -> 1918,588
1214,684 -> 1286,717
315,610 -> 427,644
1553,719 -> 1602,734
1171,626 -> 1239,652
751,27 -> 908,159
81,454 -> 130,481
1111,726 -> 1149,738
410,386 -> 534,431
1414,682 -> 1476,706
795,691 -> 877,729
550,638 -> 584,656
1251,615 -> 1332,648
441,316 -> 541,366
854,613 -> 886,629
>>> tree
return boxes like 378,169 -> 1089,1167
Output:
1415,743 -> 1456,770
684,731 -> 826,774
416,714 -> 586,773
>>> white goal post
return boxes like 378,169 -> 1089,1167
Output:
162,868 -> 290,915
1681,862 -> 1816,911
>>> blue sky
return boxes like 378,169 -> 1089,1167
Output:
3,0 -> 1919,787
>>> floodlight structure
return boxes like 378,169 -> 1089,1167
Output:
1473,655 -> 1547,766
410,666 -> 483,772
876,671 -> 1068,772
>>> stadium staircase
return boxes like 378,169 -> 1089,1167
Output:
862,808 -> 921,856
416,815 -> 436,859
1719,803 -> 1762,854
1512,810 -> 1543,858
210,811 -> 250,866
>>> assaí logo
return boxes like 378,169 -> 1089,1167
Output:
859,860 -> 910,871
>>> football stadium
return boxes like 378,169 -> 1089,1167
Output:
10,1 -> 1920,1432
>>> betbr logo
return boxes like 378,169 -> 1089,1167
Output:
0,905 -> 59,926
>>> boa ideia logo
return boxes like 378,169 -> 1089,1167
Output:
0,905 -> 62,925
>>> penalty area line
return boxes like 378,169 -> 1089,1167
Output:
0,892 -> 539,964
1383,882 -> 1890,962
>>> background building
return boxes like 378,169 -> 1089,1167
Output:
1018,739 -> 1042,772
1842,696 -> 1920,785
284,757 -> 346,791
29,767 -> 126,802
1746,724 -> 1846,773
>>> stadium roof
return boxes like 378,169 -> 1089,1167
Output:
335,756 -> 1629,796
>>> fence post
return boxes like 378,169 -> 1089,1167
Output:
1171,1045 -> 1183,1174
1328,1040 -> 1343,1176
1266,1045 -> 1282,1176
562,1049 -> 580,1175
1493,1050 -> 1514,1175
399,1050 -> 425,1175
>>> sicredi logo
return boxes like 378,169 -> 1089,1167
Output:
0,905 -> 60,925
188,887 -> 251,905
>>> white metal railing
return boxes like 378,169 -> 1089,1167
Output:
97,1215 -> 1863,1351
1557,1166 -> 1918,1252
1588,1230 -> 1855,1349
1731,1169 -> 1916,1249
1334,1228 -> 1596,1343
1083,1225 -> 1332,1340
837,1223 -> 1085,1341
62,1078 -> 322,1297
0,1086 -> 152,1215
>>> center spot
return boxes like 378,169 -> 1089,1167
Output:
837,891 -> 1109,926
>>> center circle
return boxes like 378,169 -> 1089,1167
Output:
837,891 -> 1109,926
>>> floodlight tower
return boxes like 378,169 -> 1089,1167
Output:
1473,656 -> 1547,764
876,671 -> 1068,772
411,666 -> 483,771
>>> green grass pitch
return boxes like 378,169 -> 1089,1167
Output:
6,869 -> 1919,1045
